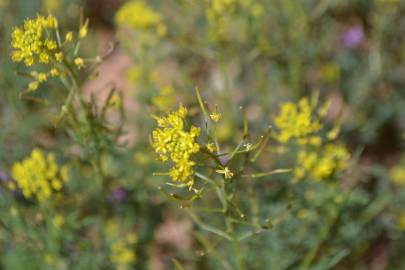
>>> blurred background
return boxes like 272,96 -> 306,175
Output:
1,0 -> 405,269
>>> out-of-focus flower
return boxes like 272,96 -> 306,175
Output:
210,111 -> 222,122
341,26 -> 364,48
206,142 -> 217,153
112,187 -> 127,202
74,57 -> 85,69
110,239 -> 136,270
52,214 -> 65,228
115,1 -> 167,36
274,97 -> 323,143
0,169 -> 10,182
294,143 -> 350,180
10,148 -> 69,202
152,85 -> 176,111
390,165 -> 405,185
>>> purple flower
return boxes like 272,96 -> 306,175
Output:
111,187 -> 126,202
341,26 -> 365,48
0,170 -> 10,183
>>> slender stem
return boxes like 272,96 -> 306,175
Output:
232,235 -> 245,270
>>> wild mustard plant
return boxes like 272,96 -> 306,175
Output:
9,148 -> 69,202
151,90 -> 295,269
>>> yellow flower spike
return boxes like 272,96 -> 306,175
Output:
74,57 -> 84,69
216,167 -> 234,179
65,31 -> 73,42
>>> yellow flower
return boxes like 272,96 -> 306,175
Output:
152,85 -> 176,111
28,81 -> 39,91
50,68 -> 60,77
206,142 -> 217,153
74,57 -> 84,69
65,31 -> 73,42
54,52 -> 63,62
52,214 -> 65,228
10,148 -> 69,202
390,165 -> 405,185
38,73 -> 47,82
216,167 -> 234,179
210,111 -> 222,122
274,97 -> 322,143
110,240 -> 136,269
152,106 -> 200,186
115,1 -> 166,35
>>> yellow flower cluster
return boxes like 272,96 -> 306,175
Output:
390,165 -> 405,185
110,238 -> 136,270
115,1 -> 167,36
152,106 -> 200,186
11,14 -> 59,67
274,97 -> 325,144
11,14 -> 89,91
10,148 -> 69,202
294,143 -> 350,180
106,219 -> 137,270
